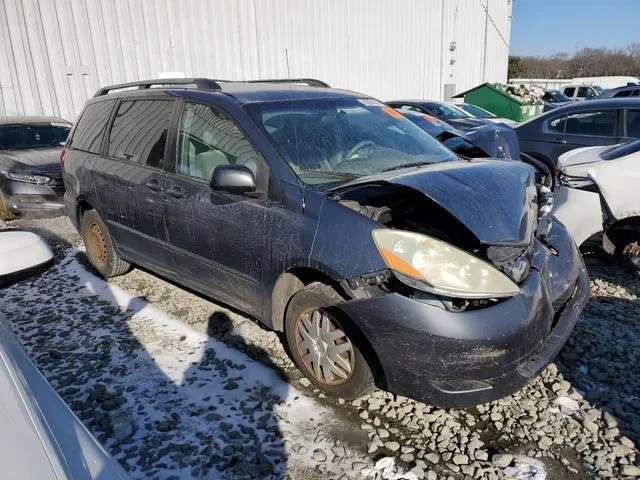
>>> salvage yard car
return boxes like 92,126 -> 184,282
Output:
62,78 -> 589,407
553,140 -> 640,269
0,116 -> 70,220
516,98 -> 640,168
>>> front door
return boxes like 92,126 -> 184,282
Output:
547,109 -> 619,160
93,98 -> 174,271
164,101 -> 267,316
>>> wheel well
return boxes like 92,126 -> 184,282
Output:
606,216 -> 640,249
76,200 -> 94,228
270,267 -> 388,388
527,152 -> 556,172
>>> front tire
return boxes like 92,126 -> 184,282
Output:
81,210 -> 130,278
285,282 -> 374,399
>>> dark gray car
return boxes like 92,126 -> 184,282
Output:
0,116 -> 70,220
598,85 -> 640,99
62,78 -> 588,407
516,98 -> 640,168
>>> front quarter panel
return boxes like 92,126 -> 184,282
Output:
309,195 -> 387,279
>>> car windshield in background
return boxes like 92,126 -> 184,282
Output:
545,91 -> 571,102
429,103 -> 470,120
458,104 -> 496,118
0,124 -> 70,150
594,85 -> 604,94
600,139 -> 640,160
245,98 -> 457,185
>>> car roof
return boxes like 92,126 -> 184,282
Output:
0,116 -> 71,126
89,81 -> 367,105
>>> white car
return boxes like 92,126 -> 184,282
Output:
552,140 -> 640,268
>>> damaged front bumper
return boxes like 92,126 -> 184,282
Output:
338,220 -> 589,408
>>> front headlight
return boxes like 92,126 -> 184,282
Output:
372,229 -> 520,299
4,172 -> 50,185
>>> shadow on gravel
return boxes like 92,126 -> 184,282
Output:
1,226 -> 289,480
557,256 -> 640,446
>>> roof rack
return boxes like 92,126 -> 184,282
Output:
243,78 -> 330,88
93,78 -> 222,97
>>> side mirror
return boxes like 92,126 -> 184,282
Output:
0,231 -> 54,287
209,164 -> 256,194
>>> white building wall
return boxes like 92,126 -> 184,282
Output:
0,0 -> 512,121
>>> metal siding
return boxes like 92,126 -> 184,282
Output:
1,0 -> 511,120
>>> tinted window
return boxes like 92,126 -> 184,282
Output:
564,87 -> 575,97
633,90 -> 640,97
577,87 -> 590,97
0,123 -> 70,150
108,100 -> 173,167
177,102 -> 259,181
548,116 -> 566,133
625,110 -> 640,137
397,105 -> 424,113
600,139 -> 640,160
564,111 -> 616,136
71,101 -> 114,154
614,90 -> 632,98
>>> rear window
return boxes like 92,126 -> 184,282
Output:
600,139 -> 640,160
0,123 -> 70,150
564,87 -> 575,97
564,111 -> 616,136
614,90 -> 632,98
71,101 -> 115,154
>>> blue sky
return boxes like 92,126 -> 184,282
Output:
510,0 -> 640,57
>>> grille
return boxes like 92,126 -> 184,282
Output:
553,281 -> 577,312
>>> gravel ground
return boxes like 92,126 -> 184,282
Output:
2,215 -> 639,479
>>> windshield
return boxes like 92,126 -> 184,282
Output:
427,103 -> 470,120
0,124 -> 70,150
600,139 -> 640,160
593,85 -> 604,94
458,104 -> 496,119
245,98 -> 457,185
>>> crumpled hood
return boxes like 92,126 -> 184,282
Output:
557,145 -> 609,169
0,147 -> 62,175
333,160 -> 538,245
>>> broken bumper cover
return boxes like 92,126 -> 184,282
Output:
338,221 -> 590,408
1,179 -> 65,215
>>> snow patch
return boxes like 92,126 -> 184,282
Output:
504,456 -> 547,480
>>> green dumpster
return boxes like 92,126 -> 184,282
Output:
452,83 -> 544,122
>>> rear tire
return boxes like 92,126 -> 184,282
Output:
0,191 -> 17,221
81,210 -> 130,278
285,282 -> 374,399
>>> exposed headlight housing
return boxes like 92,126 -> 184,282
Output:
4,171 -> 50,185
372,229 -> 520,299
558,173 -> 596,190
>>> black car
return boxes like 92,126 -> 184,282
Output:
516,98 -> 640,168
541,90 -> 572,112
385,100 -> 491,130
399,110 -> 520,160
62,78 -> 588,407
0,116 -> 70,220
598,85 -> 640,99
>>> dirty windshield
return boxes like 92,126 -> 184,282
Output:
245,98 -> 456,185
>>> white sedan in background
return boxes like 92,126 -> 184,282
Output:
552,140 -> 640,268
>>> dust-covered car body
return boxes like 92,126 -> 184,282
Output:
553,140 -> 640,267
63,79 -> 588,407
0,116 -> 70,219
399,110 -> 521,160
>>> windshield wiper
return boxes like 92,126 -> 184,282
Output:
300,169 -> 359,179
381,161 -> 434,172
